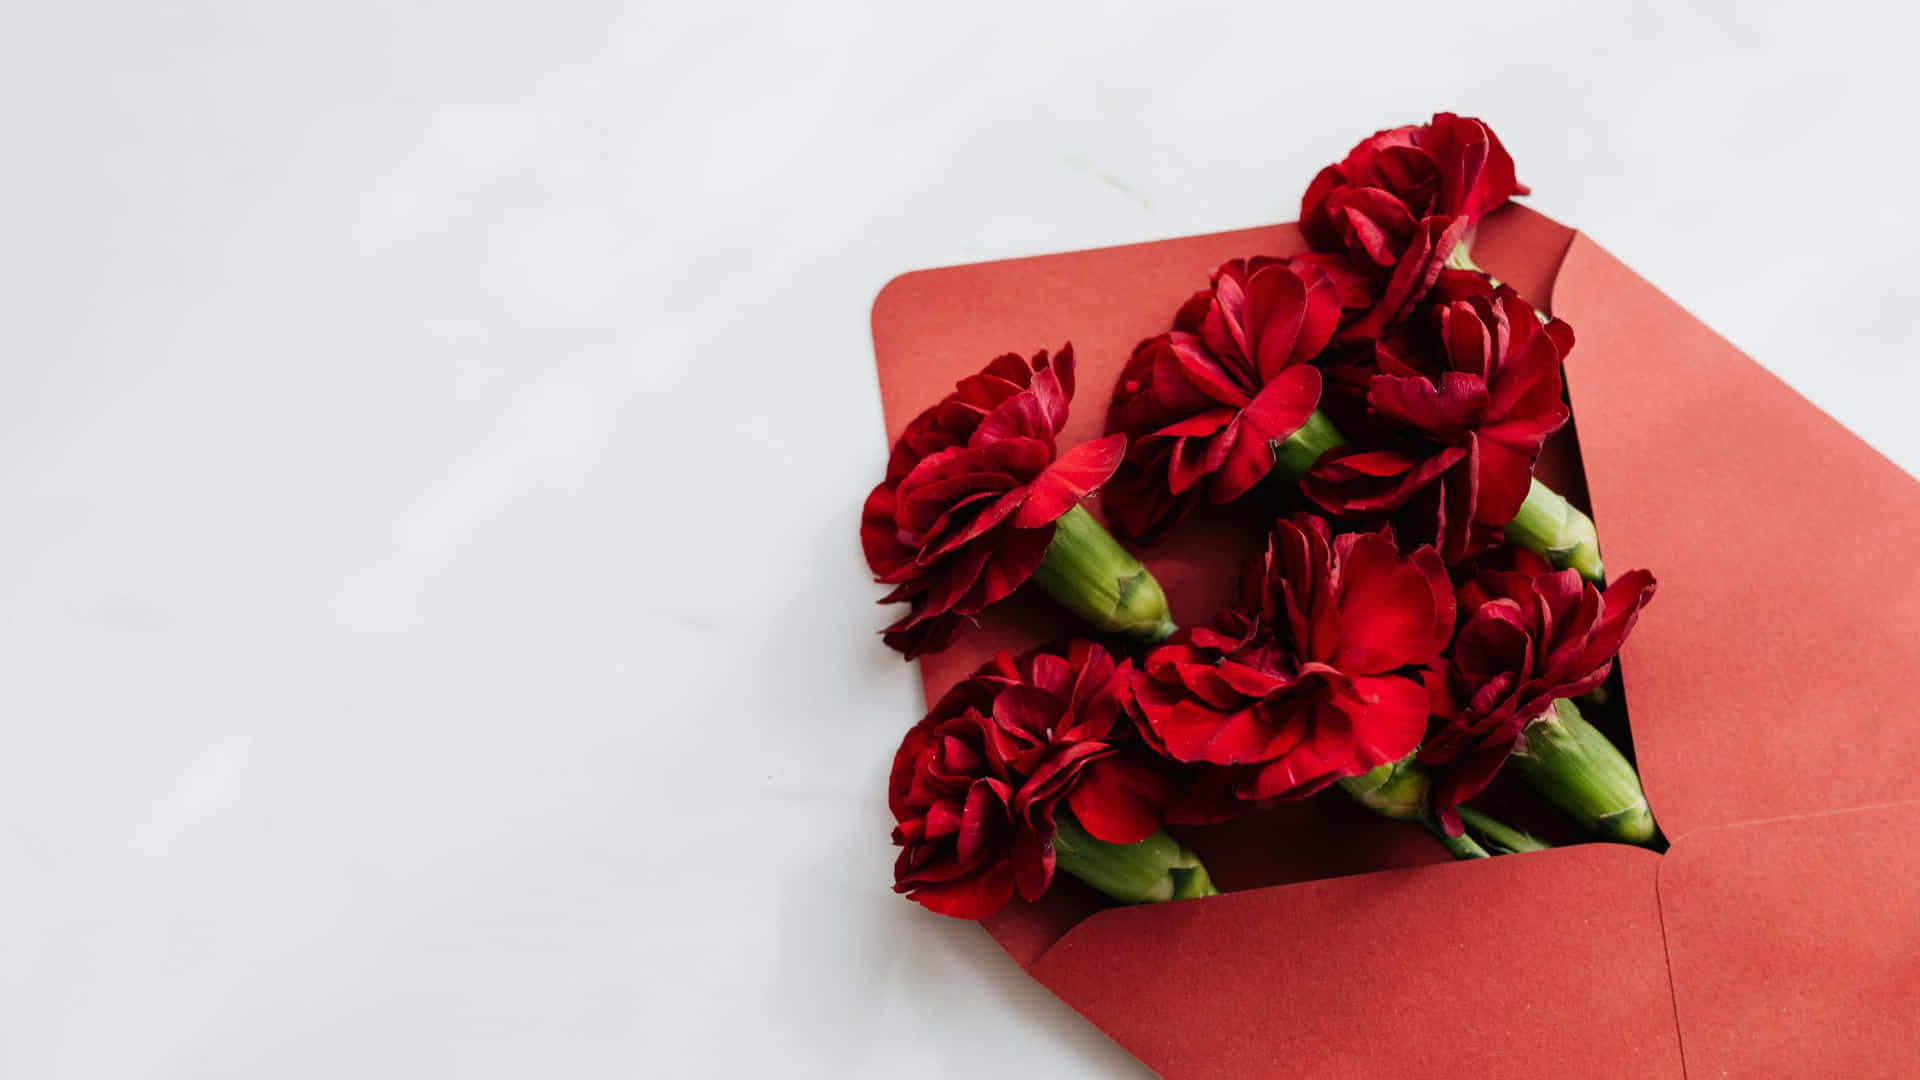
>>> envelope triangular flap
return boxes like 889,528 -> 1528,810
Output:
1548,235 -> 1920,839
1656,799 -> 1920,1079
1027,844 -> 1681,1080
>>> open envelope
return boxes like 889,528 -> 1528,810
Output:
869,206 -> 1920,1079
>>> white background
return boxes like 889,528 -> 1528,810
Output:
2,3 -> 1914,1077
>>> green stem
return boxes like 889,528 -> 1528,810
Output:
1445,243 -> 1489,277
1418,811 -> 1492,859
1457,806 -> 1552,854
1504,478 -> 1604,583
1335,756 -> 1429,821
1509,699 -> 1658,846
1030,505 -> 1176,644
1271,408 -> 1349,479
1051,810 -> 1217,903
1274,415 -> 1603,584
1338,757 -> 1535,862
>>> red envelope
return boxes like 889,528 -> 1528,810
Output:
868,206 -> 1920,1078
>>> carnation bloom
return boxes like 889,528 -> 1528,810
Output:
862,345 -> 1125,656
1302,112 -> 1525,248
1421,561 -> 1658,834
1129,515 -> 1454,804
1301,283 -> 1574,565
1299,113 -> 1525,341
888,641 -> 1178,918
1102,258 -> 1341,541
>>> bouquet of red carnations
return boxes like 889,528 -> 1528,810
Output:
864,114 -> 1661,920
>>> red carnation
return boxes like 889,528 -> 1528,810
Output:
1129,515 -> 1454,804
1302,112 -> 1525,249
862,345 -> 1125,656
1300,113 -> 1524,341
1421,564 -> 1657,833
1102,258 -> 1340,541
888,641 -> 1177,918
1301,283 -> 1573,564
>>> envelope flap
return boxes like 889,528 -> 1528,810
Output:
1550,237 -> 1920,838
1657,800 -> 1920,1078
1028,844 -> 1682,1080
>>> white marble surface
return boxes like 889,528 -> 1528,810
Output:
1,3 -> 1914,1076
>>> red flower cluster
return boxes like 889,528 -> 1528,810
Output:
1102,257 -> 1342,541
1304,283 -> 1574,562
1105,115 -> 1539,554
1130,515 -> 1453,806
870,112 -> 1668,923
1421,555 -> 1657,831
889,641 -> 1176,917
862,346 -> 1125,656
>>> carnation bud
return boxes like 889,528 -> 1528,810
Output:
1051,810 -> 1216,904
1030,505 -> 1176,644
1269,408 -> 1350,479
1508,699 -> 1658,845
1338,754 -> 1551,861
1504,478 -> 1604,583
1336,756 -> 1430,821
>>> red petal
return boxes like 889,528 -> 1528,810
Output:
1331,532 -> 1445,672
1027,345 -> 1076,432
1485,324 -> 1567,420
1010,435 -> 1125,528
1572,569 -> 1657,677
888,721 -> 941,822
1209,366 -> 1322,503
1067,756 -> 1175,845
861,482 -> 908,575
1171,336 -> 1254,407
1369,370 -> 1489,437
991,683 -> 1063,740
1245,262 -> 1310,383
1471,435 -> 1538,528
1166,430 -> 1217,496
1010,823 -> 1056,902
1439,300 -> 1495,382
880,611 -> 964,659
1454,610 -> 1534,689
1246,699 -> 1351,798
952,779 -> 1011,865
970,524 -> 1055,609
973,391 -> 1053,448
903,860 -> 1017,919
1101,454 -> 1199,544
1423,740 -> 1517,838
1340,675 -> 1431,770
